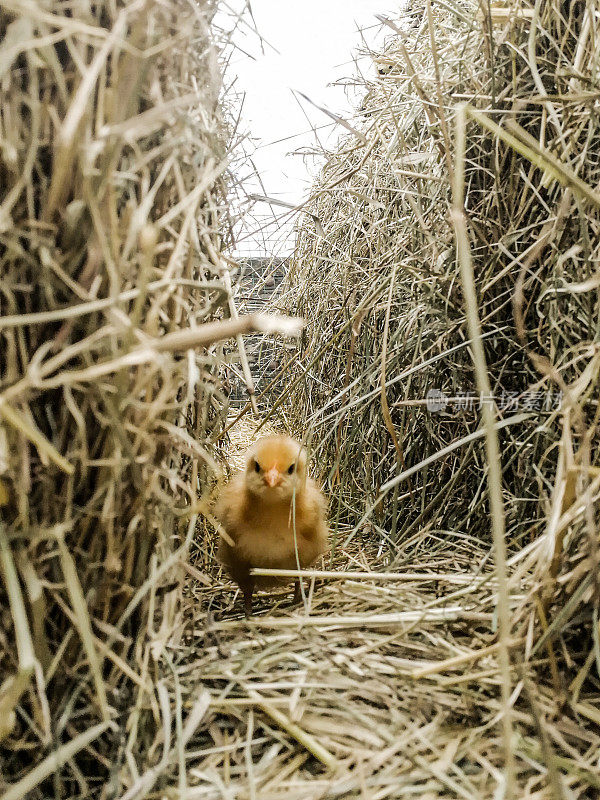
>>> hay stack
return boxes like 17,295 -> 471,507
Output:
0,0 -> 237,794
282,0 -> 600,693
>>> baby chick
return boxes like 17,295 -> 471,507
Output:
216,435 -> 328,616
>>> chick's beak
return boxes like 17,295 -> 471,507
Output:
264,468 -> 281,488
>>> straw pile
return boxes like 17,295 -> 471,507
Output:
282,0 -> 599,661
0,1 -> 302,795
178,539 -> 600,799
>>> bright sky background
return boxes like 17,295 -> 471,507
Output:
216,1 -> 402,255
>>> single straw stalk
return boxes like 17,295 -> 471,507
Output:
452,102 -> 514,797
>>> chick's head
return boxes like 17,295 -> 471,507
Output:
245,436 -> 307,501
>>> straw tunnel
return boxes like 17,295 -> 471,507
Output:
1,1 -> 600,798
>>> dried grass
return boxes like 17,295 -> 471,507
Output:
0,0 -> 296,796
3,0 -> 600,798
166,531 -> 600,799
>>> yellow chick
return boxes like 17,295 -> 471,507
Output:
216,435 -> 329,615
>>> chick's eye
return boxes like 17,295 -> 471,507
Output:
253,460 -> 261,473
287,463 -> 295,474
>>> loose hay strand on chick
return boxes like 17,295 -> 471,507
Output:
215,435 -> 329,616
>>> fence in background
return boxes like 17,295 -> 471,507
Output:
227,257 -> 291,407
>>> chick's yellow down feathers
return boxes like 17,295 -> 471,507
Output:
216,436 -> 329,615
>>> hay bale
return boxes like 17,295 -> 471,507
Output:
281,0 -> 600,698
0,0 -> 234,793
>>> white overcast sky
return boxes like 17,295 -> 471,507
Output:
216,1 -> 403,255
